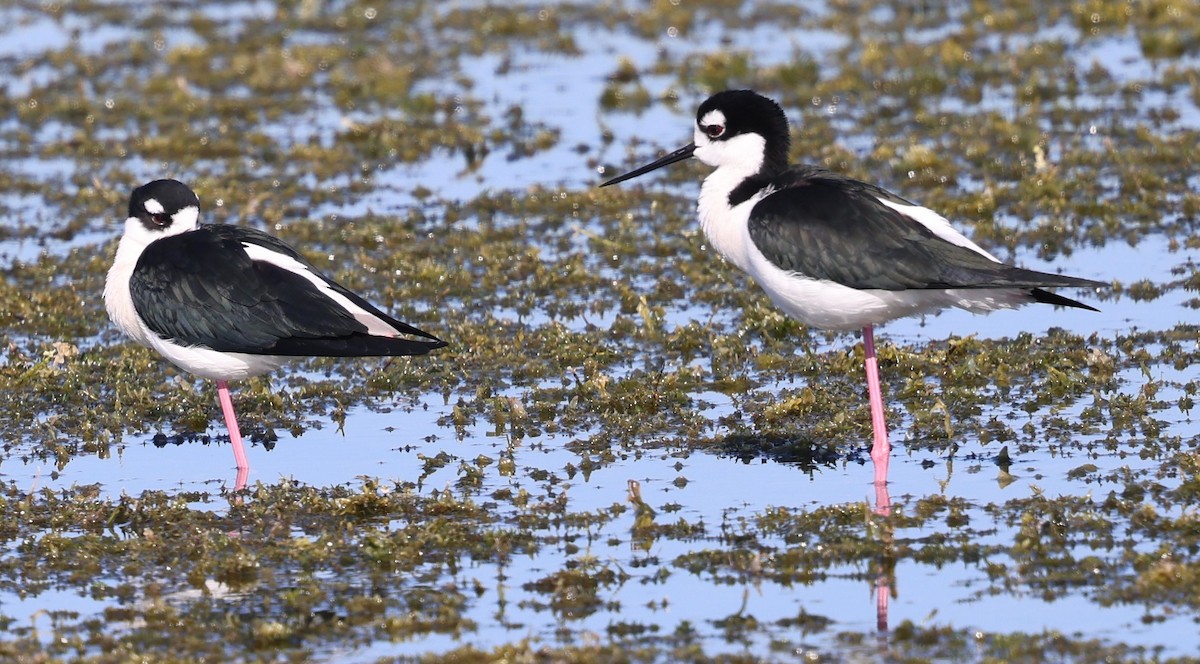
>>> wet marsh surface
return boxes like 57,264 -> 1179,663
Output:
1,0 -> 1199,661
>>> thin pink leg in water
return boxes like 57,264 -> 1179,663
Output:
861,325 -> 890,489
216,380 -> 250,472
863,326 -> 892,639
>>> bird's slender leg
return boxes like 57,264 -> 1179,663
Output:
216,380 -> 250,472
862,325 -> 890,488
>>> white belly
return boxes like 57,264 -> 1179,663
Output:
147,339 -> 286,381
744,242 -> 1031,330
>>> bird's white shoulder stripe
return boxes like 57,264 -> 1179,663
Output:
876,198 -> 999,262
239,243 -> 398,337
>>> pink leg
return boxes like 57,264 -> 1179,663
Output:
862,325 -> 890,488
233,466 -> 249,492
216,380 -> 250,472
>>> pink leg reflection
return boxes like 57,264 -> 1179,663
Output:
874,475 -> 892,641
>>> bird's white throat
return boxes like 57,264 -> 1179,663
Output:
692,130 -> 771,272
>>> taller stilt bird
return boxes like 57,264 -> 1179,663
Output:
601,90 -> 1104,488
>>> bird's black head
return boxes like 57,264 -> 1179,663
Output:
128,179 -> 201,233
599,89 -> 792,188
693,90 -> 791,176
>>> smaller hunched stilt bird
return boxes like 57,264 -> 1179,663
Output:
105,179 -> 446,481
601,90 -> 1104,489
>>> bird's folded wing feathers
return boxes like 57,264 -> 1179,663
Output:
747,171 -> 1097,291
129,225 -> 442,355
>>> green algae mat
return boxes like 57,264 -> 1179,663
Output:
1,1 -> 1199,661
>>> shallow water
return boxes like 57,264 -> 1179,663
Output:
1,1 -> 1198,661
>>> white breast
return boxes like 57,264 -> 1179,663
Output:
104,218 -> 158,348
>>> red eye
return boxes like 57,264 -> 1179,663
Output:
150,213 -> 170,227
703,124 -> 725,139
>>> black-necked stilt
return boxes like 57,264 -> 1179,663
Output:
104,179 -> 446,482
601,89 -> 1105,489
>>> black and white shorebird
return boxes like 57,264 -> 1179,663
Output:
104,179 -> 446,483
601,90 -> 1105,490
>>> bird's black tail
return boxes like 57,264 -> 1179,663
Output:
1030,287 -> 1099,312
267,334 -> 447,357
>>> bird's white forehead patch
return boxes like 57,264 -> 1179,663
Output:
143,198 -> 165,215
699,109 -> 726,128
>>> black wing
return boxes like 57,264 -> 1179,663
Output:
746,167 -> 1103,291
130,224 -> 446,356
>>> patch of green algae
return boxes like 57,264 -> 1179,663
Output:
1,0 -> 1199,661
0,481 -> 1182,661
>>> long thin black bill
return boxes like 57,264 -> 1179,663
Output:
599,143 -> 696,187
